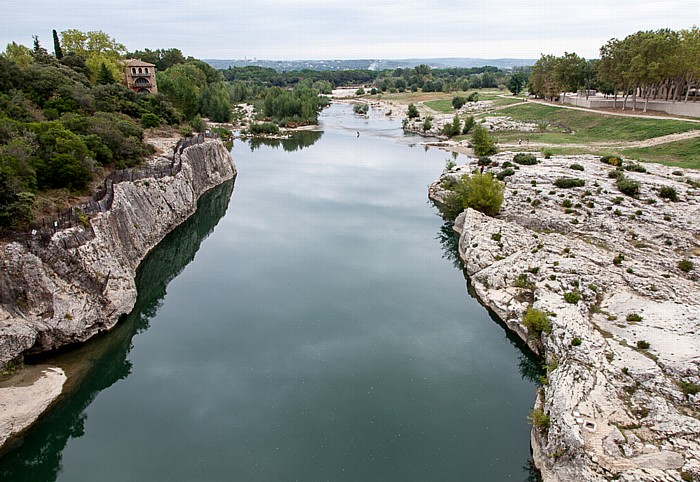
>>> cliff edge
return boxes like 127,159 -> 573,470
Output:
0,138 -> 236,450
430,153 -> 700,481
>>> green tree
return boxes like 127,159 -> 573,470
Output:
470,125 -> 497,156
442,172 -> 504,218
3,42 -> 33,68
199,82 -> 232,122
407,103 -> 419,119
506,71 -> 527,95
52,29 -> 63,60
97,62 -> 116,84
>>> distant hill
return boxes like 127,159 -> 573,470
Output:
204,58 -> 536,72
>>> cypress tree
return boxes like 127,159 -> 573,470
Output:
97,63 -> 116,85
52,29 -> 63,59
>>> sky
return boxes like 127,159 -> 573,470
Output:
1,0 -> 697,60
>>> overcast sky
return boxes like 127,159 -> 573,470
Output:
2,1 -> 697,60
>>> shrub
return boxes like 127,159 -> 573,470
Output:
679,381 -> 700,396
407,103 -> 419,119
522,307 -> 551,336
452,96 -> 466,109
626,313 -> 643,322
616,176 -> 640,197
513,153 -> 538,165
613,253 -> 624,265
247,122 -> 280,135
608,169 -> 625,179
470,125 -> 498,157
625,163 -> 647,173
562,199 -> 573,208
461,115 -> 475,134
569,163 -> 584,171
140,112 -> 161,128
678,259 -> 694,272
600,155 -> 623,166
496,168 -> 515,181
542,149 -> 552,159
466,91 -> 479,102
636,340 -> 650,349
353,103 -> 369,115
491,233 -> 502,242
658,186 -> 679,202
355,87 -> 365,95
554,178 -> 585,189
528,408 -> 550,430
422,118 -> 432,131
563,292 -> 580,304
571,337 -> 582,346
440,173 -> 504,219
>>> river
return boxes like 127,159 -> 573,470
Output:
0,103 -> 540,481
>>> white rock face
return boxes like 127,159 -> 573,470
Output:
0,139 -> 236,451
430,153 -> 700,481
0,365 -> 66,451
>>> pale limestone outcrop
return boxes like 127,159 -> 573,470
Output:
0,139 -> 235,451
430,153 -> 700,481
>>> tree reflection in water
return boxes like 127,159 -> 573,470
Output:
248,130 -> 323,152
0,181 -> 234,482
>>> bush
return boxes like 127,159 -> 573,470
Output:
513,153 -> 538,165
440,172 -> 505,219
140,112 -> 161,128
353,103 -> 369,115
528,408 -> 550,431
569,163 -> 584,171
624,163 -> 647,173
461,115 -> 475,134
658,186 -> 679,202
496,168 -> 515,181
678,259 -> 694,272
422,118 -> 432,131
616,176 -> 640,197
522,307 -> 551,336
190,114 -> 207,132
636,340 -> 650,349
613,253 -> 624,265
407,103 -> 419,119
247,122 -> 280,135
470,125 -> 497,157
679,381 -> 700,396
563,292 -> 580,304
608,169 -> 625,179
452,96 -> 466,109
554,178 -> 585,189
466,91 -> 479,102
626,313 -> 643,322
600,155 -> 623,166
571,337 -> 582,346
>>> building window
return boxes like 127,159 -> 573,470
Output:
138,67 -> 142,74
132,67 -> 136,74
145,68 -> 149,73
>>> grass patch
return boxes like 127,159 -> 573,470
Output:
622,137 -> 700,170
497,104 -> 699,142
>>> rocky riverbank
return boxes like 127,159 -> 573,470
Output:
0,138 -> 236,452
430,154 -> 700,481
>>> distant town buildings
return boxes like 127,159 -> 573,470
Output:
124,59 -> 157,94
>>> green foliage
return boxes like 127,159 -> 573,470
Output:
636,340 -> 650,350
528,408 -> 550,430
678,259 -> 694,272
554,178 -> 585,188
247,122 -> 280,135
407,103 -> 419,119
496,168 -> 515,181
441,115 -> 461,137
466,91 -> 479,102
601,155 -> 624,166
626,313 -> 643,322
140,112 -> 161,128
658,186 -> 679,201
462,115 -> 475,134
198,82 -> 232,122
422,118 -> 432,131
522,307 -> 552,336
571,337 -> 582,346
440,173 -> 505,219
96,62 -> 116,85
512,153 -> 538,165
679,381 -> 700,397
190,115 -> 207,132
563,291 -> 580,304
353,103 -> 369,115
624,163 -> 647,173
451,96 -> 466,109
569,163 -> 584,171
261,85 -> 328,125
616,176 -> 641,197
470,125 -> 497,157
613,253 -> 625,265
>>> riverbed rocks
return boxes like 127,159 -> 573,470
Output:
0,139 -> 236,451
430,153 -> 700,481
405,114 -> 537,138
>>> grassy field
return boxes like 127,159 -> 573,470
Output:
622,138 -> 700,169
495,104 -> 699,142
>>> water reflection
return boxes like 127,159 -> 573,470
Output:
0,181 -> 234,481
248,130 -> 323,152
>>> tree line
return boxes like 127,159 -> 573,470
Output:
528,27 -> 700,111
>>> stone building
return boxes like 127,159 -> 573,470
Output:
124,59 -> 157,94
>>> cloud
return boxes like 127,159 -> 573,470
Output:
2,0 -> 698,59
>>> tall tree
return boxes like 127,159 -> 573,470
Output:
52,29 -> 63,60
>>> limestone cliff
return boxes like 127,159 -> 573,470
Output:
0,139 -> 236,370
430,154 -> 700,481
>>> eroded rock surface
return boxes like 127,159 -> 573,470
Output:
0,139 -> 235,370
430,153 -> 700,481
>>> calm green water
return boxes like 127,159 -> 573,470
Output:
0,104 -> 540,481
